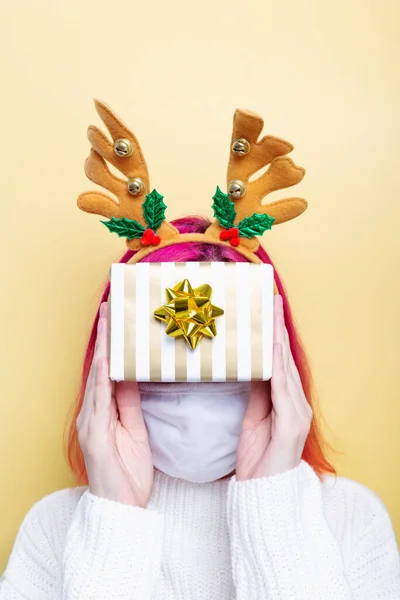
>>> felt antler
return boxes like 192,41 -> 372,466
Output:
206,109 -> 308,252
77,99 -> 179,250
77,103 -> 307,260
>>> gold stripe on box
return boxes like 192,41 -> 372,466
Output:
173,262 -> 188,380
200,339 -> 213,381
149,267 -> 162,381
200,262 -> 214,381
225,265 -> 237,381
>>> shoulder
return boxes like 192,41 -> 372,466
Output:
320,470 -> 390,515
2,485 -> 89,581
27,484 -> 89,525
317,468 -> 395,543
18,485 -> 89,552
28,485 -> 89,518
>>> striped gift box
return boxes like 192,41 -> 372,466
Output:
108,262 -> 274,382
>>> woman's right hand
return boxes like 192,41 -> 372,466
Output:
76,301 -> 154,508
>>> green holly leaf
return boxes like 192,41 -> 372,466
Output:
143,189 -> 167,231
237,213 -> 275,238
211,186 -> 237,229
101,217 -> 146,239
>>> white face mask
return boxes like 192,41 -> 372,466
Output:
138,381 -> 250,483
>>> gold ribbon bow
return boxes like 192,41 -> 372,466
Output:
154,279 -> 224,349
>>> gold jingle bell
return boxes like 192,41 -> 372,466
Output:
114,138 -> 133,157
228,180 -> 247,199
231,137 -> 250,156
127,177 -> 145,196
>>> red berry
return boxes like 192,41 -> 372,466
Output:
142,228 -> 161,246
141,235 -> 152,246
143,228 -> 153,240
229,227 -> 239,237
230,236 -> 240,247
220,230 -> 231,241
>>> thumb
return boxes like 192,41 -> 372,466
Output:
242,381 -> 272,429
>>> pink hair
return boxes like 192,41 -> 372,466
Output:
64,216 -> 336,483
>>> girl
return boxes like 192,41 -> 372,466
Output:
1,216 -> 399,599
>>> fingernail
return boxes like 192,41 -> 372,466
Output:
100,303 -> 107,318
98,317 -> 105,332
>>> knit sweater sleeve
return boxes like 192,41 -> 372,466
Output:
0,488 -> 164,599
227,460 -> 400,600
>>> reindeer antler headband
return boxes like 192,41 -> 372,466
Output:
77,100 -> 308,263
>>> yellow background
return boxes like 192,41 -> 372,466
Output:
0,0 -> 399,571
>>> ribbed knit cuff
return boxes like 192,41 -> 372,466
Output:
227,460 -> 352,600
228,460 -> 312,543
63,490 -> 164,599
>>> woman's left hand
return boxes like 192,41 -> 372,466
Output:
236,294 -> 313,480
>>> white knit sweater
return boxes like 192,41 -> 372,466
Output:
1,460 -> 399,599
